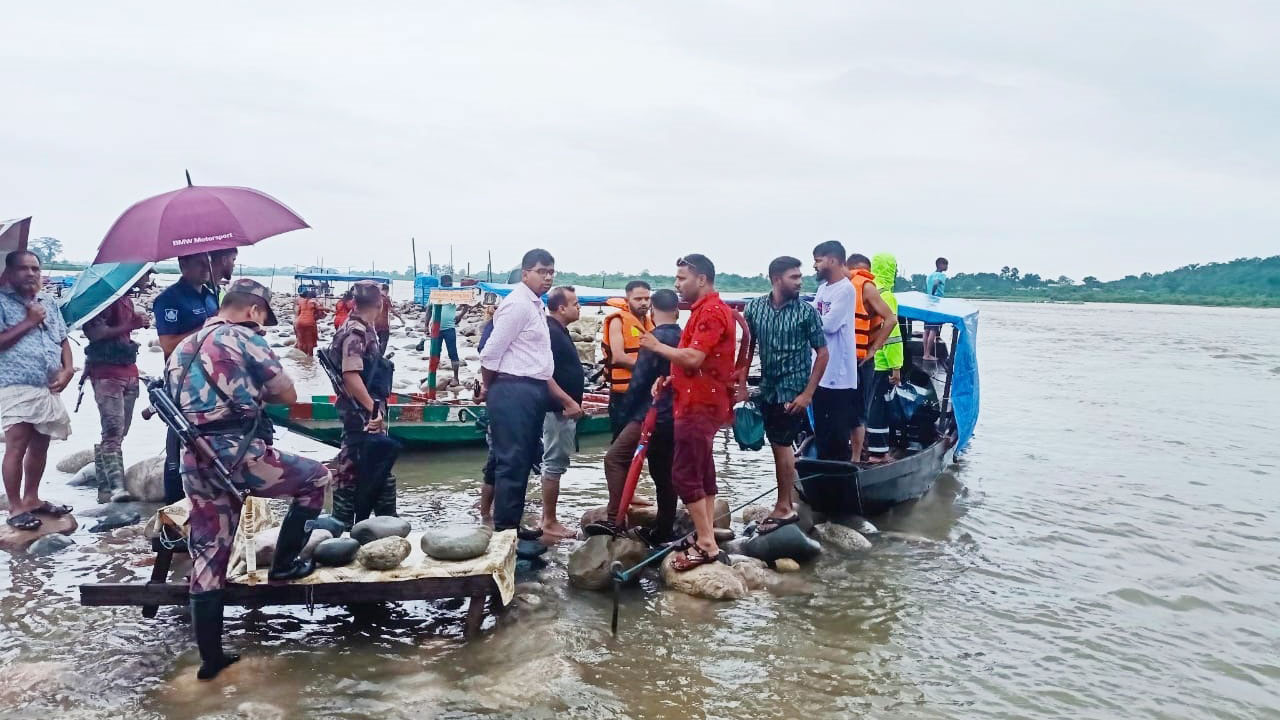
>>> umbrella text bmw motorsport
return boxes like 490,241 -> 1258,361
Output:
92,173 -> 308,264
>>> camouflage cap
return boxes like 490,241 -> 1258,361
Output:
224,278 -> 279,326
351,280 -> 383,306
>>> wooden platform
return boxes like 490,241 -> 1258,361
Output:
79,539 -> 508,638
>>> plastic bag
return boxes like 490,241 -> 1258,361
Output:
733,400 -> 765,451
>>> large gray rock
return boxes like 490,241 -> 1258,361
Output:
123,455 -> 166,502
740,504 -> 771,526
307,514 -> 346,536
660,552 -> 747,600
68,463 -> 99,487
421,525 -> 492,561
713,498 -> 731,529
27,533 -> 75,556
56,448 -> 96,474
313,537 -> 361,567
831,513 -> 878,535
567,535 -> 650,590
741,523 -> 822,563
813,522 -> 872,552
252,526 -> 281,566
351,516 -> 411,545
88,509 -> 142,533
357,536 -> 411,570
301,529 -> 334,560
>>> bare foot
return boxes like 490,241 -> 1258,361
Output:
539,520 -> 575,539
630,494 -> 654,507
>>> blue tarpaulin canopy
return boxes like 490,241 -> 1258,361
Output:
894,291 -> 980,454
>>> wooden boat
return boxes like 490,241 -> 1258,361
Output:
794,292 -> 980,517
267,393 -> 612,450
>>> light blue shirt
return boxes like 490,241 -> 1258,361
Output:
927,271 -> 947,297
0,289 -> 68,387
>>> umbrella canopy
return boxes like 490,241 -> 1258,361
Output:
93,179 -> 308,264
0,216 -> 32,267
60,262 -> 153,330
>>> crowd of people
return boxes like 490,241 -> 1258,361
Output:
0,240 -> 948,678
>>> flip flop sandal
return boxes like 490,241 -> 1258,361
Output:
34,501 -> 73,517
6,512 -> 42,531
583,520 -> 621,537
755,514 -> 800,535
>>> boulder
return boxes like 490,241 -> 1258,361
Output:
420,525 -> 492,561
56,448 -> 96,474
712,528 -> 735,543
832,514 -> 879,535
307,514 -> 347,536
123,455 -> 166,502
88,509 -> 142,533
313,537 -> 361,567
813,522 -> 872,553
27,533 -> 75,556
740,504 -> 770,526
713,499 -> 731,529
252,526 -> 281,566
579,504 -> 659,530
0,514 -> 77,554
794,497 -> 824,534
741,523 -> 822,563
567,535 -> 650,590
774,558 -> 801,572
660,552 -> 748,600
351,516 -> 411,545
301,529 -> 334,560
356,536 -> 411,570
67,463 -> 99,487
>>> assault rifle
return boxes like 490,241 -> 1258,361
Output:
142,377 -> 247,501
317,348 -> 394,428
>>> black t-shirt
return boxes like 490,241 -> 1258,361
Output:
548,317 -> 584,412
621,322 -> 682,426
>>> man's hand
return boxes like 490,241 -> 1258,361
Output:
364,411 -> 386,434
784,391 -> 813,414
731,367 -> 748,402
562,399 -> 585,420
49,367 -> 74,393
133,311 -> 151,330
475,384 -> 487,402
889,368 -> 901,386
25,301 -> 46,326
637,332 -> 659,352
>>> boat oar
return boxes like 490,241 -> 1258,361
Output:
612,379 -> 666,527
609,484 -> 779,635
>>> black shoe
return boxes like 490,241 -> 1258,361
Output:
515,526 -> 544,542
268,503 -> 320,582
632,526 -> 674,547
583,519 -> 621,537
190,590 -> 240,680
515,539 -> 548,559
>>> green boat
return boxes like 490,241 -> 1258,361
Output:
266,394 -> 612,450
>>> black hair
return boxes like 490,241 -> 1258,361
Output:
846,253 -> 871,268
440,274 -> 453,286
521,248 -> 555,270
625,280 -> 651,294
547,285 -> 576,311
177,253 -> 207,268
210,248 -> 237,260
812,240 -> 846,264
936,257 -> 949,270
4,249 -> 39,269
678,253 -> 715,283
767,256 -> 802,280
651,288 -> 679,313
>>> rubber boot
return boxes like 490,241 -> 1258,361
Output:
105,448 -> 134,503
94,444 -> 111,504
190,590 -> 240,680
268,503 -> 320,581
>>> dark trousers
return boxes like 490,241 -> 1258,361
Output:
604,420 -> 676,535
608,393 -> 628,440
163,428 -> 184,504
440,328 -> 459,363
812,386 -> 857,461
487,376 -> 549,531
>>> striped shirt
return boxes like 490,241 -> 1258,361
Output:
743,293 -> 826,404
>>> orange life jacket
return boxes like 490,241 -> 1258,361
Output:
849,268 -> 883,361
600,298 -> 655,394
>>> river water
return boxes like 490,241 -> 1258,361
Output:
1,300 -> 1278,719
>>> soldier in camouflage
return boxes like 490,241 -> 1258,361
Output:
326,281 -> 399,527
165,278 -> 331,681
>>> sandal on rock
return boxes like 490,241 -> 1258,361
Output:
756,513 -> 800,535
34,501 -> 73,517
672,545 -> 728,572
583,519 -> 621,537
6,512 -> 42,531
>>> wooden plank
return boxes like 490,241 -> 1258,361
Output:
141,548 -> 174,618
81,575 -> 498,608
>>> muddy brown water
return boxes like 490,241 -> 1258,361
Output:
1,301 -> 1278,719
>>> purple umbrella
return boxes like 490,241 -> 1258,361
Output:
93,173 -> 309,264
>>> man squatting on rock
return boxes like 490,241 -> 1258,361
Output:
1,250 -> 75,532
326,280 -> 399,526
165,279 -> 331,680
477,249 -> 583,556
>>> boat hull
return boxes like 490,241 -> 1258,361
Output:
795,435 -> 954,517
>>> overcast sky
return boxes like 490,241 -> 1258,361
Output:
3,1 -> 1276,281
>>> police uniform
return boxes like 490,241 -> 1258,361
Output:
326,282 -> 399,526
164,279 -> 330,680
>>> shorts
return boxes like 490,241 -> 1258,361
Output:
672,413 -> 720,504
761,401 -> 806,447
540,411 -> 578,477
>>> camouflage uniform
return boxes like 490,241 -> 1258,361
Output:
166,316 -> 330,593
326,309 -> 398,525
